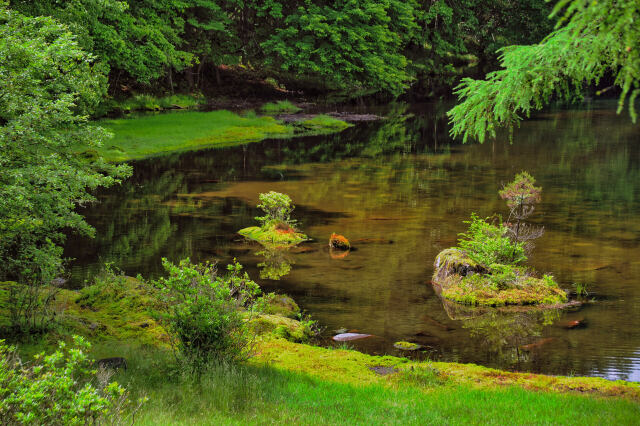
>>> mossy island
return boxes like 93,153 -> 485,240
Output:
432,173 -> 567,307
238,191 -> 309,247
433,247 -> 567,306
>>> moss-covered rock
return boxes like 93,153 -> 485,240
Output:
249,314 -> 313,343
433,249 -> 485,283
432,249 -> 567,307
238,226 -> 308,247
257,293 -> 300,318
393,341 -> 422,351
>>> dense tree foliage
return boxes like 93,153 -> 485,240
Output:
12,0 -> 191,84
0,5 -> 130,329
9,0 -> 555,96
449,0 -> 640,142
262,0 -> 417,95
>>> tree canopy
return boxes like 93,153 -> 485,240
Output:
0,5 -> 130,285
448,0 -> 640,142
9,0 -> 556,96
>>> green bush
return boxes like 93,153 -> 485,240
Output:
256,191 -> 296,228
0,336 -> 140,425
153,259 -> 261,372
457,214 -> 526,267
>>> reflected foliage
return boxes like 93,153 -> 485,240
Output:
256,247 -> 294,281
442,299 -> 560,366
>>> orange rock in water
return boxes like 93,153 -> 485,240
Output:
329,233 -> 350,250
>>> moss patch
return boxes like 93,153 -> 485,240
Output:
60,277 -> 169,347
238,226 -> 308,247
256,293 -> 300,318
253,338 -> 640,400
439,273 -> 568,306
433,249 -> 567,307
250,314 -> 314,343
393,341 -> 422,351
297,114 -> 352,132
92,110 -> 292,162
261,100 -> 301,114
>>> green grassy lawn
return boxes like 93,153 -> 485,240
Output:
85,110 -> 350,162
92,110 -> 292,162
97,344 -> 640,425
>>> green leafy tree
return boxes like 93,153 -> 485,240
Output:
0,336 -> 141,425
153,259 -> 261,372
11,0 -> 193,85
261,0 -> 418,95
0,5 -> 131,332
448,0 -> 640,142
408,0 -> 553,97
182,0 -> 241,87
255,191 -> 296,227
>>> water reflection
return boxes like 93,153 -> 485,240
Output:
65,101 -> 640,381
256,246 -> 294,280
441,299 -> 562,367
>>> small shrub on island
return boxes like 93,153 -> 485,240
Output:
432,174 -> 566,307
499,171 -> 545,253
238,192 -> 308,247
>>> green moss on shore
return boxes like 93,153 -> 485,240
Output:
83,109 -> 350,162
261,100 -> 301,114
3,277 -> 639,425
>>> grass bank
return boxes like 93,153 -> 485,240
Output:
85,109 -> 350,162
98,343 -> 640,425
2,278 -> 639,424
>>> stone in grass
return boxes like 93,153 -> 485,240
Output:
238,223 -> 308,247
393,341 -> 422,351
432,248 -> 567,307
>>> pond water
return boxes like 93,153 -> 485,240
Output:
65,102 -> 640,381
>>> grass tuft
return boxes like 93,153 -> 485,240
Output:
260,100 -> 301,114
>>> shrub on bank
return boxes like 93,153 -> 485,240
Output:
153,259 -> 261,372
0,336 -> 140,425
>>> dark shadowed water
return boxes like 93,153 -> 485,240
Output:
65,102 -> 640,381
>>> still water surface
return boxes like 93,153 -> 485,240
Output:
66,102 -> 640,381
